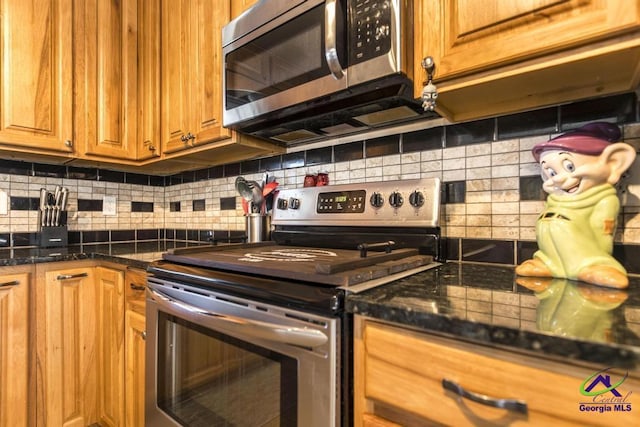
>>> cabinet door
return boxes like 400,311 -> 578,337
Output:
190,0 -> 232,146
161,0 -> 194,154
96,267 -> 125,427
137,0 -> 162,161
417,0 -> 640,81
36,265 -> 98,427
161,0 -> 231,154
0,0 -> 74,153
0,268 -> 31,427
125,310 -> 146,427
74,0 -> 137,159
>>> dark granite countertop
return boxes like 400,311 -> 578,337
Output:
0,244 -> 164,270
346,262 -> 640,370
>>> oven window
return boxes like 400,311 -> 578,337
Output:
157,312 -> 297,427
225,4 -> 339,109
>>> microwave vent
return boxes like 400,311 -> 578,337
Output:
354,106 -> 421,126
271,129 -> 322,143
320,123 -> 363,136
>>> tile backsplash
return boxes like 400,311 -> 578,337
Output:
1,93 -> 639,271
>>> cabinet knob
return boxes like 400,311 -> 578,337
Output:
181,132 -> 196,143
64,139 -> 73,148
140,331 -> 146,340
421,56 -> 438,112
130,283 -> 146,291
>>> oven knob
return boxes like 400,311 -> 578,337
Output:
389,191 -> 404,208
277,198 -> 288,210
409,190 -> 425,207
289,197 -> 300,209
370,192 -> 384,208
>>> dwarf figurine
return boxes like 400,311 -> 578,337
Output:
516,122 -> 637,288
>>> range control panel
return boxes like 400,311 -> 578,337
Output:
273,178 -> 441,227
317,190 -> 367,213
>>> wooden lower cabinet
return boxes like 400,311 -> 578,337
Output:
125,310 -> 146,427
36,262 -> 99,427
125,267 -> 147,427
97,266 -> 126,426
0,266 -> 33,427
32,261 -> 145,427
354,317 -> 640,426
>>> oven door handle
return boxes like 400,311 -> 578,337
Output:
148,287 -> 329,348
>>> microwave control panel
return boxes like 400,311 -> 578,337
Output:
350,0 -> 392,65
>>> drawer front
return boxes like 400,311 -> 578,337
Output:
360,320 -> 640,426
125,268 -> 147,309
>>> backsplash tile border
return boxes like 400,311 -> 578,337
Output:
1,92 -> 639,272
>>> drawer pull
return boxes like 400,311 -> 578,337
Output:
130,283 -> 145,291
56,272 -> 89,281
0,280 -> 20,288
442,378 -> 528,415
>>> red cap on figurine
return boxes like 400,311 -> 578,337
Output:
532,122 -> 622,162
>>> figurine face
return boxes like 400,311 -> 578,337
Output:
539,150 -> 612,196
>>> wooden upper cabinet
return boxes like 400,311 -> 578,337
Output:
0,0 -> 74,154
161,0 -> 232,154
137,0 -> 162,161
414,0 -> 640,121
75,0 -> 161,161
75,0 -> 138,160
231,0 -> 259,20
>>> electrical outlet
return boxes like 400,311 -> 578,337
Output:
103,195 -> 117,216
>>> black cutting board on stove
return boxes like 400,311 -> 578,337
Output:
163,244 -> 433,286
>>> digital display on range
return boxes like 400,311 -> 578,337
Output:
317,190 -> 366,213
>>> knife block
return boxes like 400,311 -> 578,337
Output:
39,226 -> 68,247
38,211 -> 68,247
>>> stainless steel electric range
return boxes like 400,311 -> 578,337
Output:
145,178 -> 442,427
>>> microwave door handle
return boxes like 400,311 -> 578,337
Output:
325,0 -> 345,79
147,286 -> 328,348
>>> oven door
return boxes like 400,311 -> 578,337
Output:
145,278 -> 339,427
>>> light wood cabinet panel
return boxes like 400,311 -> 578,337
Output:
74,0 -> 138,160
0,0 -> 74,154
96,266 -> 126,427
161,0 -> 232,154
0,267 -> 32,427
125,309 -> 146,427
124,267 -> 146,426
36,263 -> 98,427
136,0 -> 162,161
160,0 -> 191,154
414,0 -> 640,122
230,0 -> 258,19
75,0 -> 161,162
355,317 -> 640,426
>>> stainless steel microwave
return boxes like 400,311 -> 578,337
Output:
222,0 -> 435,145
